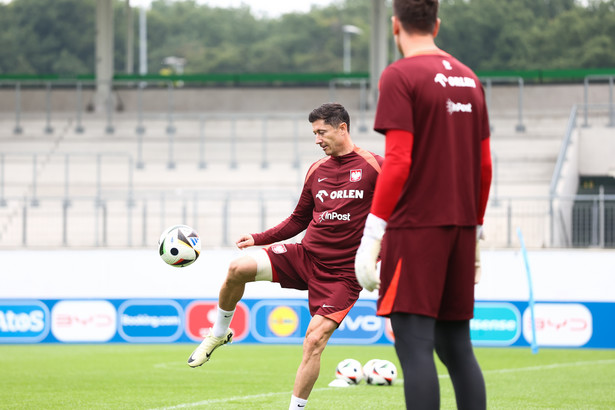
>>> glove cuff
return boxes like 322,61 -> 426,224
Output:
364,213 -> 387,240
476,225 -> 484,241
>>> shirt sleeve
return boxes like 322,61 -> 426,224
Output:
478,137 -> 492,225
370,129 -> 414,221
251,174 -> 314,245
374,66 -> 414,135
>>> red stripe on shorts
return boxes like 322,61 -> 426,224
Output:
270,264 -> 279,283
324,302 -> 355,324
377,257 -> 403,316
263,244 -> 279,282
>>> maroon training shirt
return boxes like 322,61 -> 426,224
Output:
374,51 -> 490,228
252,146 -> 383,271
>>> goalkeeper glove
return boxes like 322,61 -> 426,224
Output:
355,213 -> 387,291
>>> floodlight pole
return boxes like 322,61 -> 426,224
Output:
95,0 -> 114,112
343,25 -> 362,73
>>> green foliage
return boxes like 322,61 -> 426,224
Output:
438,0 -> 615,70
0,0 -> 613,75
0,0 -> 95,75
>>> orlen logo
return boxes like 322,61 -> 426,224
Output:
51,300 -> 117,342
434,73 -> 477,88
0,301 -> 50,343
316,190 -> 329,202
315,190 -> 364,203
185,301 -> 249,342
523,303 -> 593,347
331,301 -> 383,344
318,211 -> 351,222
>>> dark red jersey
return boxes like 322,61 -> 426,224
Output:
252,146 -> 383,271
373,51 -> 490,228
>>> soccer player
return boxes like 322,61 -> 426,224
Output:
188,103 -> 383,409
354,1 -> 492,409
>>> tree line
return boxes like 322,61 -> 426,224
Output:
0,0 -> 613,76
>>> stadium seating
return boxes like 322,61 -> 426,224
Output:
0,82 -> 612,248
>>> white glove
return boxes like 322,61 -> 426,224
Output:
355,214 -> 387,291
476,225 -> 485,241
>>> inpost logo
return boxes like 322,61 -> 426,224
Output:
318,211 -> 351,223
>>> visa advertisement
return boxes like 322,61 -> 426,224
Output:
1,299 -> 614,348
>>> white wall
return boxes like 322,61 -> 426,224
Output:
579,127 -> 615,176
1,248 -> 614,302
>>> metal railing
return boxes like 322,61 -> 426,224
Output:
0,191 -> 613,249
481,76 -> 526,132
0,152 -> 134,207
2,77 -> 534,140
2,79 -> 615,249
0,189 -> 298,248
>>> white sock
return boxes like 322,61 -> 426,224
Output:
212,306 -> 235,338
289,395 -> 307,409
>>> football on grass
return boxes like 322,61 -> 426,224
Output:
335,358 -> 364,385
158,225 -> 201,267
366,359 -> 398,385
362,359 -> 380,379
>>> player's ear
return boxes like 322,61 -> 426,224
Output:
392,16 -> 400,36
433,18 -> 441,38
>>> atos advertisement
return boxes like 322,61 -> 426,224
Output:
0,299 -> 614,348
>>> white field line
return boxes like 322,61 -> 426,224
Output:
149,388 -> 332,410
150,359 -> 615,409
478,358 -> 615,376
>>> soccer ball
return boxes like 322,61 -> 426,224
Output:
366,359 -> 398,386
335,358 -> 364,385
158,225 -> 201,267
362,359 -> 380,379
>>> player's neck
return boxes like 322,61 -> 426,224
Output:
399,34 -> 439,58
332,142 -> 355,158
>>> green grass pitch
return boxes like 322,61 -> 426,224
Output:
1,344 -> 614,409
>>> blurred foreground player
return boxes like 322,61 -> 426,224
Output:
188,103 -> 383,409
355,0 -> 492,409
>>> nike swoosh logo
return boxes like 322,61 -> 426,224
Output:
318,178 -> 328,182
322,304 -> 335,308
224,315 -> 233,318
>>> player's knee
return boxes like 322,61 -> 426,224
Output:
303,328 -> 333,355
303,330 -> 330,355
226,259 -> 252,284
